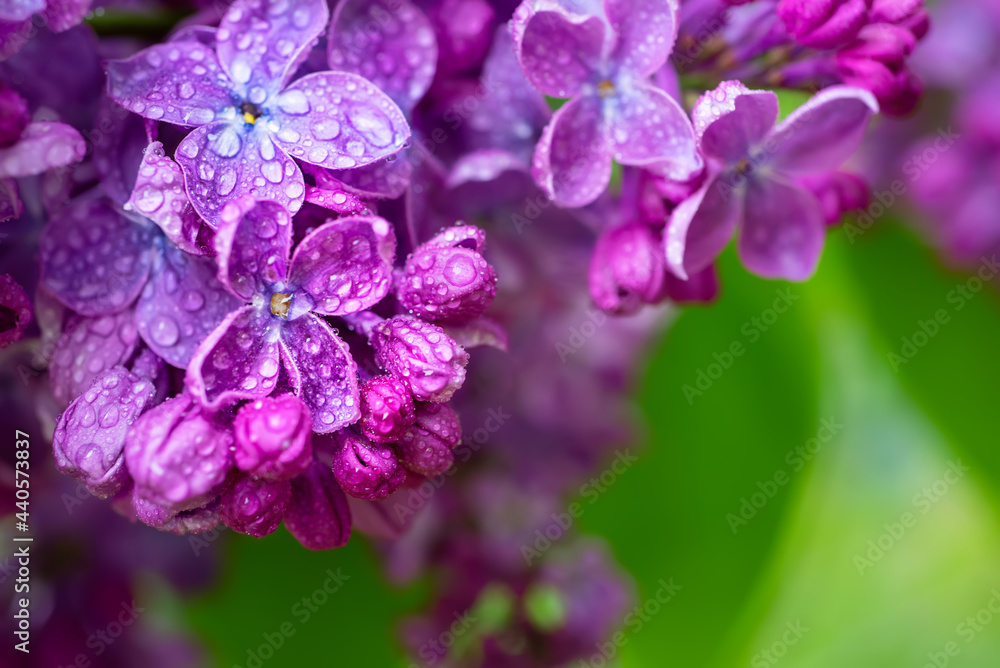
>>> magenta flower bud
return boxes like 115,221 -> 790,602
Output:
589,224 -> 666,315
371,315 -> 469,403
284,460 -> 352,550
836,23 -> 921,115
220,475 -> 291,538
359,375 -> 416,443
398,226 -> 497,325
125,394 -> 234,513
233,394 -> 313,481
777,0 -> 870,49
132,488 -> 223,535
0,274 -> 32,349
0,85 -> 29,148
53,367 -> 156,498
800,171 -> 870,225
396,402 -> 462,477
331,431 -> 406,500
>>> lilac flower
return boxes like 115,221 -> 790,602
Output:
232,393 -> 313,480
665,82 -> 878,281
124,393 -> 234,513
398,225 -> 498,325
105,0 -> 411,227
330,430 -> 406,500
396,401 -> 462,476
511,0 -> 702,207
359,375 -> 416,444
0,273 -> 30,348
371,315 -> 469,403
220,474 -> 291,537
52,366 -> 156,498
186,197 -> 396,432
777,0 -> 871,49
589,223 -> 667,314
284,459 -> 352,550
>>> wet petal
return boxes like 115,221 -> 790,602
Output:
605,0 -> 678,76
52,366 -> 155,498
304,181 -> 372,215
693,81 -> 779,164
213,198 -> 292,300
126,141 -> 206,255
330,154 -> 413,200
105,42 -> 234,126
176,121 -> 304,229
739,176 -> 826,281
0,121 -> 86,179
766,85 -> 879,175
137,242 -> 242,368
284,459 -> 352,550
328,0 -> 437,112
186,304 -> 282,409
40,197 -> 155,317
216,0 -> 329,95
288,215 -> 395,316
511,3 -> 604,98
279,313 -> 360,433
0,0 -> 43,22
609,83 -> 702,181
41,0 -> 90,31
92,97 -> 150,208
49,310 -> 141,405
270,71 -> 410,171
664,172 -> 741,279
532,95 -> 611,208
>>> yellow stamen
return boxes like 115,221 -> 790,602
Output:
270,292 -> 291,319
597,80 -> 616,98
243,112 -> 257,125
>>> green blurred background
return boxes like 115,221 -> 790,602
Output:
161,215 -> 1000,667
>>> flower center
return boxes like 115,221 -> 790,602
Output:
597,80 -> 616,98
241,101 -> 263,125
270,292 -> 292,319
735,158 -> 753,176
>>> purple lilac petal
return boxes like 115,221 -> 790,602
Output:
589,223 -> 665,314
93,96 -> 150,208
662,264 -> 720,304
105,42 -> 232,127
215,0 -> 329,96
284,459 -> 352,550
128,346 -> 170,404
766,86 -> 879,175
371,315 -> 469,403
328,0 -> 437,112
739,176 -> 826,280
287,215 -> 395,316
693,81 -> 778,164
186,305 -> 282,408
777,0 -> 870,49
145,499 -> 223,535
0,273 -> 31,347
532,95 -> 612,208
331,155 -> 413,200
40,197 -> 155,317
233,394 -> 313,480
330,431 -> 405,501
42,0 -> 90,32
168,24 -> 217,46
52,366 -> 155,498
512,6 -> 604,98
0,83 -> 28,146
136,242 -> 242,368
304,183 -> 372,215
359,375 -> 415,444
425,0 -> 495,74
0,121 -> 86,178
664,172 -> 741,279
443,316 -> 509,352
125,394 -> 234,512
605,0 -> 678,77
220,475 -> 291,537
270,71 -> 411,170
49,310 -> 140,405
176,122 -> 305,230
214,198 -> 292,300
396,402 -> 461,476
0,0 -> 41,22
127,142 -> 206,256
278,313 -> 361,433
610,83 -> 701,180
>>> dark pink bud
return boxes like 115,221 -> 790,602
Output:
0,274 -> 32,349
221,475 -> 291,537
284,460 -> 352,550
330,431 -> 405,501
233,394 -> 313,481
778,0 -> 871,49
398,225 -> 497,325
371,315 -> 469,402
589,224 -> 666,314
53,366 -> 157,498
0,85 -> 29,148
359,375 -> 416,443
132,488 -> 223,535
125,394 -> 234,513
396,402 -> 461,477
